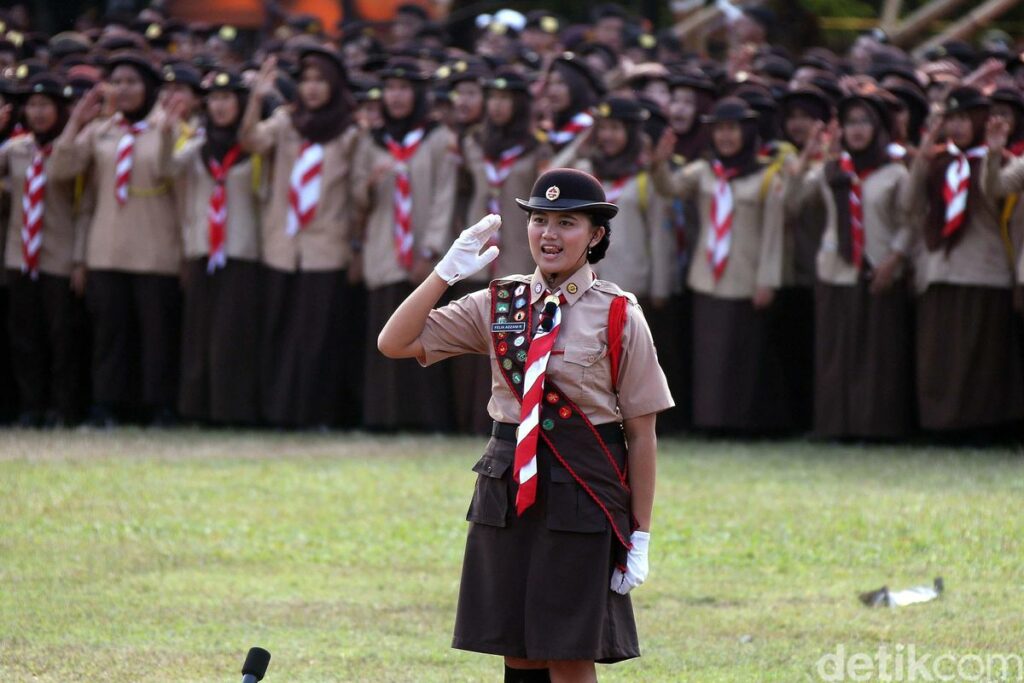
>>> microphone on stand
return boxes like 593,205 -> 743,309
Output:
241,647 -> 271,683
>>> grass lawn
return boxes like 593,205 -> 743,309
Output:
1,429 -> 1022,682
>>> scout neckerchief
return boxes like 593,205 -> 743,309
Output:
512,289 -> 564,513
206,144 -> 242,273
385,127 -> 426,270
547,110 -> 593,147
708,159 -> 738,282
839,151 -> 872,270
21,140 -> 51,280
484,144 -> 525,215
942,141 -> 986,240
489,269 -> 633,552
602,175 -> 632,205
115,119 -> 149,206
287,141 -> 324,236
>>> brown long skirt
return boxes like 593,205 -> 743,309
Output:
771,286 -> 816,432
261,267 -> 360,428
447,281 -> 492,435
6,270 -> 87,421
86,270 -> 181,415
453,435 -> 639,663
691,292 -> 793,432
363,282 -> 452,431
814,279 -> 913,439
178,258 -> 262,424
0,285 -> 16,421
642,293 -> 691,433
916,284 -> 1024,431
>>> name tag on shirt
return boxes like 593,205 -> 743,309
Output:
491,322 -> 527,333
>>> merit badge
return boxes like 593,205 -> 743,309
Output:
502,358 -> 513,370
559,406 -> 572,419
514,335 -> 526,347
497,341 -> 509,356
512,371 -> 523,384
545,392 -> 559,404
513,310 -> 526,322
516,350 -> 527,362
534,282 -> 543,294
496,302 -> 510,313
514,297 -> 526,309
497,332 -> 507,340
514,284 -> 526,296
542,418 -> 555,430
497,315 -> 508,323
498,289 -> 510,299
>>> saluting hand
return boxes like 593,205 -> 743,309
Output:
986,115 -> 1012,155
434,214 -> 502,285
651,128 -> 677,166
253,56 -> 279,100
68,86 -> 103,132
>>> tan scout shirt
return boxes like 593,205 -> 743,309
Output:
49,111 -> 183,275
418,263 -> 675,425
980,152 -> 1024,284
240,108 -> 359,272
167,136 -> 261,262
789,162 -> 913,286
1,135 -> 84,276
462,135 -> 551,281
351,125 -> 457,289
569,159 -> 674,299
905,152 -> 1013,291
653,159 -> 785,298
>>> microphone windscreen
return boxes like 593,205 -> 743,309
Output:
242,647 -> 271,681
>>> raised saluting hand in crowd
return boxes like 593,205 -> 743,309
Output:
66,86 -> 104,136
986,113 -> 1012,156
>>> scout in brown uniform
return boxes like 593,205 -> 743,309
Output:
906,87 -> 1023,433
350,57 -> 456,431
50,52 -> 183,426
240,46 -> 362,429
378,168 -> 673,683
453,68 -> 551,434
652,97 -> 789,433
167,70 -> 262,425
0,73 -> 86,426
543,53 -> 603,167
789,91 -> 915,439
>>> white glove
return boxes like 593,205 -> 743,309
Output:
434,214 -> 501,285
610,530 -> 650,595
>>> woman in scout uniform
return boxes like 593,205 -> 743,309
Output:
239,46 -> 362,429
350,56 -> 456,431
454,68 -> 551,434
906,86 -> 1024,434
788,90 -> 915,439
378,167 -> 673,682
543,53 -> 603,166
50,51 -> 184,426
0,73 -> 87,426
566,96 -> 673,307
167,69 -> 262,425
652,96 -> 790,434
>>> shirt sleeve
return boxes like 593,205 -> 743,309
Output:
614,301 -> 675,419
418,287 -> 492,366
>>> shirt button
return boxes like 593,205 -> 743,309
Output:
587,354 -> 596,363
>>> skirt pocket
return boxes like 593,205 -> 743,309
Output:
466,437 -> 514,527
546,465 -> 607,533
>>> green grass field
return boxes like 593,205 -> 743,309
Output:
1,429 -> 1022,682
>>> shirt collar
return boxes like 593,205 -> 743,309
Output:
528,263 -> 596,307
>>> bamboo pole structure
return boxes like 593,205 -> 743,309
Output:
887,0 -> 973,46
880,0 -> 904,31
913,0 -> 1024,58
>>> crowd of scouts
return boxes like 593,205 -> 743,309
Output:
1,2 -> 1023,440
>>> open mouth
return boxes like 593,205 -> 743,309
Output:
541,244 -> 563,256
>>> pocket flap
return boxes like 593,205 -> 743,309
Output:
472,454 -> 512,478
563,343 -> 607,367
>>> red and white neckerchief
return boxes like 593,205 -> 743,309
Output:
206,144 -> 242,273
484,144 -> 525,215
114,120 -> 149,206
513,290 -> 565,514
286,141 -> 324,236
386,127 -> 426,270
547,111 -> 593,147
707,160 -> 738,281
602,175 -> 633,205
942,141 -> 987,239
21,142 -> 51,280
839,152 -> 871,269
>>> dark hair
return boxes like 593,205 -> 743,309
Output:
587,219 -> 611,264
551,61 -> 598,127
480,89 -> 537,159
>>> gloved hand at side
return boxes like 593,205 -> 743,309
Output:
610,530 -> 650,595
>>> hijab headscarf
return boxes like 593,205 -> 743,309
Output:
291,53 -> 354,144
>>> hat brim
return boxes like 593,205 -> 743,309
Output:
106,54 -> 161,83
514,197 -> 619,219
700,112 -> 758,124
379,69 -> 429,82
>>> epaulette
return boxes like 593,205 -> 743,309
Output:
592,279 -> 639,305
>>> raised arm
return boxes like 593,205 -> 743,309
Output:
238,57 -> 281,156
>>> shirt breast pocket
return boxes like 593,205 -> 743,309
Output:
466,437 -> 514,527
561,343 -> 609,394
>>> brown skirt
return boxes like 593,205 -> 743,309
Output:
363,282 -> 452,431
691,292 -> 793,432
446,281 -> 492,435
916,284 -> 1024,431
814,279 -> 914,439
642,293 -> 691,433
261,267 -> 360,428
453,435 -> 639,663
179,258 -> 262,424
771,286 -> 815,432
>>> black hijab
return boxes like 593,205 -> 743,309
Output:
551,61 -> 598,130
591,117 -> 644,181
117,63 -> 160,123
373,77 -> 433,147
712,119 -> 761,178
291,53 -> 354,144
479,89 -> 537,160
201,89 -> 249,168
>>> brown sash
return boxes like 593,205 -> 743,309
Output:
489,278 -> 634,551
